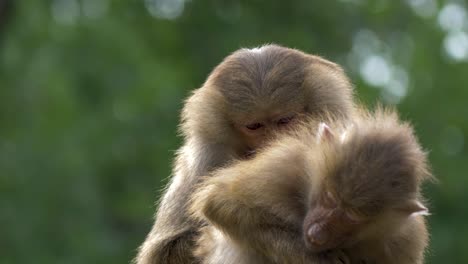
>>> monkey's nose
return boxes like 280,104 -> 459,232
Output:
307,224 -> 328,246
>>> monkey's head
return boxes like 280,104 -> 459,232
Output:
303,117 -> 430,252
181,44 -> 354,156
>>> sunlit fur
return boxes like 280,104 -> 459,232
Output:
305,108 -> 432,264
190,109 -> 432,264
135,44 -> 356,264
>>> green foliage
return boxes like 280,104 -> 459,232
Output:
0,0 -> 466,263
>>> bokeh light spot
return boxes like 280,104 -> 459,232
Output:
352,29 -> 382,60
406,0 -> 438,18
145,0 -> 185,20
438,3 -> 467,32
443,31 -> 468,61
381,67 -> 409,104
360,55 -> 391,87
82,0 -> 108,19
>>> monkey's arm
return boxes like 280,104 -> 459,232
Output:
136,159 -> 198,264
136,142 -> 233,264
191,139 -> 344,264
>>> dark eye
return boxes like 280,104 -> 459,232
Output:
246,123 -> 264,130
277,115 -> 295,126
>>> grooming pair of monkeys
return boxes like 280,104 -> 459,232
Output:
136,45 -> 432,264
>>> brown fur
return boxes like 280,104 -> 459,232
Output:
304,109 -> 432,264
191,109 -> 432,264
190,124 -> 351,263
135,44 -> 356,264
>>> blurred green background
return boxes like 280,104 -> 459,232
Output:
0,0 -> 467,263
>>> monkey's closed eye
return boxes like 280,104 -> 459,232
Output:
246,122 -> 264,130
277,115 -> 295,126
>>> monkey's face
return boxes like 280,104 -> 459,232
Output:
303,191 -> 368,253
207,45 -> 311,152
206,44 -> 353,155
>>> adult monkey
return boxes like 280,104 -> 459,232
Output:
135,45 -> 355,264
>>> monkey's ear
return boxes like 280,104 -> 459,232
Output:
396,200 -> 429,216
317,123 -> 335,143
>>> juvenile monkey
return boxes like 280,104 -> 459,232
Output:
303,110 -> 431,264
191,109 -> 432,264
136,45 -> 356,263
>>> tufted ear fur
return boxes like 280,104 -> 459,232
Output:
396,200 -> 430,216
316,122 -> 335,143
